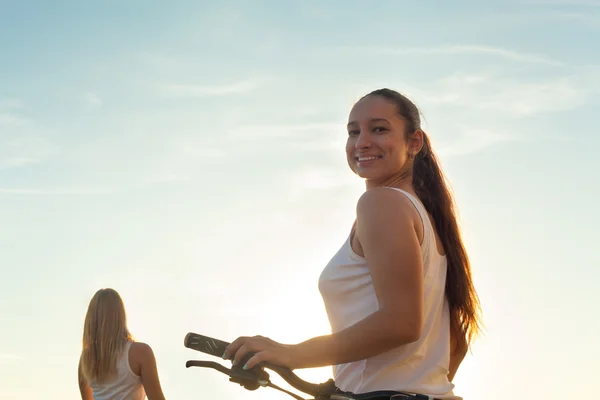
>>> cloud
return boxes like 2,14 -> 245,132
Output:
435,127 -> 517,157
283,165 -> 361,209
0,134 -> 56,169
0,98 -> 23,109
144,173 -> 192,185
409,71 -> 595,117
0,97 -> 28,126
300,5 -> 333,21
419,71 -> 598,154
140,144 -> 227,186
0,187 -> 114,195
0,354 -> 25,361
528,0 -> 600,5
289,166 -> 357,191
0,97 -> 55,168
222,121 -> 348,154
340,44 -> 564,66
177,146 -> 225,159
543,10 -> 600,26
157,77 -> 272,97
482,81 -> 586,115
0,113 -> 29,127
225,122 -> 341,140
85,92 -> 102,108
136,52 -> 186,70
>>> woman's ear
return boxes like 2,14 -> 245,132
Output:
410,129 -> 425,155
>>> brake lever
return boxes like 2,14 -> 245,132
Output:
186,360 -> 271,391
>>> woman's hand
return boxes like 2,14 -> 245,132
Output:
222,335 -> 299,370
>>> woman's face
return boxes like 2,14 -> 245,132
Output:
346,95 -> 417,184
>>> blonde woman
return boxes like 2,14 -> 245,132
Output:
78,288 -> 166,400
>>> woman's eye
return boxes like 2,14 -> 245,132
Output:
373,126 -> 387,133
348,130 -> 359,136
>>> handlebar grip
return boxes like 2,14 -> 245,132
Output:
184,332 -> 338,398
184,332 -> 258,366
184,332 -> 230,357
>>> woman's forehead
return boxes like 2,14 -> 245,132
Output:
348,97 -> 402,126
350,96 -> 397,118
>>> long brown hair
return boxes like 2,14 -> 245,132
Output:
80,288 -> 134,383
362,88 -> 483,347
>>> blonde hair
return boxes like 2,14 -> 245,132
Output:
80,288 -> 134,383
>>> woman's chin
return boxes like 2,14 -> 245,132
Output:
355,171 -> 381,181
350,165 -> 386,182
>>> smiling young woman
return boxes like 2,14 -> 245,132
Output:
223,88 -> 482,400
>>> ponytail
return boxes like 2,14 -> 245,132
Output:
362,89 -> 483,347
413,134 -> 482,345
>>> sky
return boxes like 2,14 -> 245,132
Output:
0,0 -> 599,399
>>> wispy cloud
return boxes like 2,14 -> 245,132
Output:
529,0 -> 600,6
176,146 -> 225,159
0,97 -> 28,126
157,77 -> 272,97
0,97 -> 24,109
85,92 -> 102,108
0,187 -> 114,195
0,354 -> 25,361
413,71 -> 595,117
289,166 -> 357,192
300,6 -> 333,22
141,143 -> 227,186
136,52 -> 187,70
225,122 -> 341,140
435,127 -> 517,157
340,44 -> 564,66
0,113 -> 29,127
543,10 -> 600,26
223,122 -> 347,154
144,173 -> 193,185
0,134 -> 56,169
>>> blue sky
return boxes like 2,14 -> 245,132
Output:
1,1 -> 599,399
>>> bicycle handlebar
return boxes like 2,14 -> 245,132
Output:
184,332 -> 440,400
184,332 -> 338,398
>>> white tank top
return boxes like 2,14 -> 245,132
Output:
318,188 -> 460,400
88,341 -> 146,400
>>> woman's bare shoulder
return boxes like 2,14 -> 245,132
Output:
130,341 -> 155,361
357,187 -> 419,218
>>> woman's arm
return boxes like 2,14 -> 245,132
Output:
227,188 -> 425,369
77,359 -> 93,400
137,343 -> 167,400
448,320 -> 468,381
293,188 -> 424,367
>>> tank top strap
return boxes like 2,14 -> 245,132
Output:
384,187 -> 434,251
119,340 -> 133,368
123,340 -> 133,354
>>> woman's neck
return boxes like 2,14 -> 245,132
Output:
365,172 -> 414,193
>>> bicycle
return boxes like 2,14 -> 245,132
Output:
184,332 -> 442,400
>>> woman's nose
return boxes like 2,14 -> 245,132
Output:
355,131 -> 371,149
